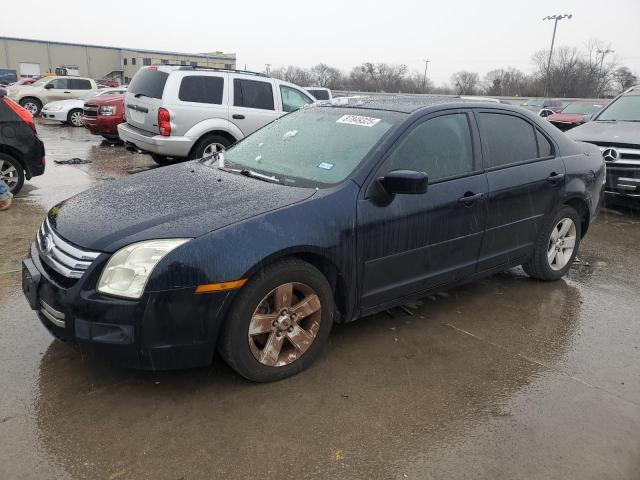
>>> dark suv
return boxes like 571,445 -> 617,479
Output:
22,96 -> 604,382
0,88 -> 46,195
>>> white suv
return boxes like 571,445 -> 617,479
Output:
6,76 -> 98,115
118,66 -> 316,165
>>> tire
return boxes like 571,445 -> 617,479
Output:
150,154 -> 171,166
219,258 -> 334,382
190,133 -> 232,160
0,153 -> 25,195
67,109 -> 83,127
522,205 -> 581,281
19,97 -> 42,116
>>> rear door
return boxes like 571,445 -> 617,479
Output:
125,67 -> 169,134
67,78 -> 94,99
229,76 -> 280,136
475,110 -> 565,271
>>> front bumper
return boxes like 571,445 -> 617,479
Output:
118,122 -> 194,158
40,109 -> 68,122
604,165 -> 640,199
82,115 -> 123,137
22,241 -> 230,370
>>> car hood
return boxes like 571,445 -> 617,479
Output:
48,160 -> 317,252
548,113 -> 583,123
566,120 -> 640,145
43,99 -> 84,109
86,94 -> 124,106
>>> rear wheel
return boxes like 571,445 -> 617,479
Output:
219,259 -> 334,382
0,153 -> 25,195
522,205 -> 581,281
19,97 -> 42,116
67,109 -> 83,127
190,133 -> 232,160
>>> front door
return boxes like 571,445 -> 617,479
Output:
43,78 -> 72,103
357,110 -> 488,310
474,110 -> 566,271
229,76 -> 281,136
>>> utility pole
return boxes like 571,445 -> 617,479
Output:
265,64 -> 271,76
422,59 -> 430,93
596,48 -> 614,97
542,14 -> 572,97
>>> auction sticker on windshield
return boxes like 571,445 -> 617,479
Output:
336,115 -> 381,127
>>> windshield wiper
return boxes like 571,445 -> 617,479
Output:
240,169 -> 281,184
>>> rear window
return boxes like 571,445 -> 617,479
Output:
68,79 -> 92,90
179,75 -> 224,104
128,68 -> 169,99
234,79 -> 274,110
308,89 -> 330,100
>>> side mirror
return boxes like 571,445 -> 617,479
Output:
379,170 -> 429,195
44,83 -> 54,89
539,108 -> 554,118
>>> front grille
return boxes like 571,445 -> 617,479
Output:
83,103 -> 99,117
37,218 -> 100,284
585,142 -> 640,166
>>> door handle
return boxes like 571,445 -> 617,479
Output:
458,192 -> 484,205
546,172 -> 565,184
63,91 -> 71,93
232,114 -> 245,120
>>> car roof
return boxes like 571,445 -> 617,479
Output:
320,95 -> 485,113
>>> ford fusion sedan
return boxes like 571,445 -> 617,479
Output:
22,96 -> 604,382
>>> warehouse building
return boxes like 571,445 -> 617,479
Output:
0,36 -> 236,84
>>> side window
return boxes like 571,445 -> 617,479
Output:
234,79 -> 274,110
123,58 -> 127,66
477,113 -> 537,167
385,113 -> 474,180
536,130 -> 553,158
280,85 -> 313,112
69,79 -> 92,89
48,78 -> 69,89
179,75 -> 224,104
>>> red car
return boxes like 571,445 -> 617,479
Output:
82,93 -> 125,141
547,101 -> 607,131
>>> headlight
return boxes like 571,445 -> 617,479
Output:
99,105 -> 117,116
97,239 -> 190,299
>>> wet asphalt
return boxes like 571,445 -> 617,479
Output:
0,121 -> 639,480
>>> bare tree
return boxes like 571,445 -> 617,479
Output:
612,67 -> 638,93
451,71 -> 479,95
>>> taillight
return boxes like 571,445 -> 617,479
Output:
158,108 -> 171,136
3,97 -> 37,133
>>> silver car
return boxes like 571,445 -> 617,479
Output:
118,66 -> 316,165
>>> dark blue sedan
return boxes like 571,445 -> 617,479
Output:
22,96 -> 605,381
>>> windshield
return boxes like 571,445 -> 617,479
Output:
596,95 -> 640,122
29,77 -> 51,87
221,107 -> 401,187
561,103 -> 604,115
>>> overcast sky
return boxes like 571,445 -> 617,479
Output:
1,0 -> 639,84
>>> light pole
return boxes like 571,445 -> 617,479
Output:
543,14 -> 572,97
423,59 -> 430,93
596,48 -> 614,97
265,64 -> 271,76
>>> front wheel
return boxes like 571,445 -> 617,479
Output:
67,109 -> 83,127
522,205 -> 581,281
0,153 -> 25,195
219,259 -> 334,382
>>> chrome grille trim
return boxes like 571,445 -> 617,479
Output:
37,219 -> 100,279
40,299 -> 65,327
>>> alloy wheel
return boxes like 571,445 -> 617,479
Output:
0,159 -> 19,191
202,143 -> 226,158
23,102 -> 39,115
70,111 -> 83,126
248,282 -> 322,367
547,217 -> 577,271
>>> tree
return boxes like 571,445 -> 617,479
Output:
612,67 -> 638,94
451,71 -> 479,95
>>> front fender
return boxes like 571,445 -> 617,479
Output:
185,118 -> 245,143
